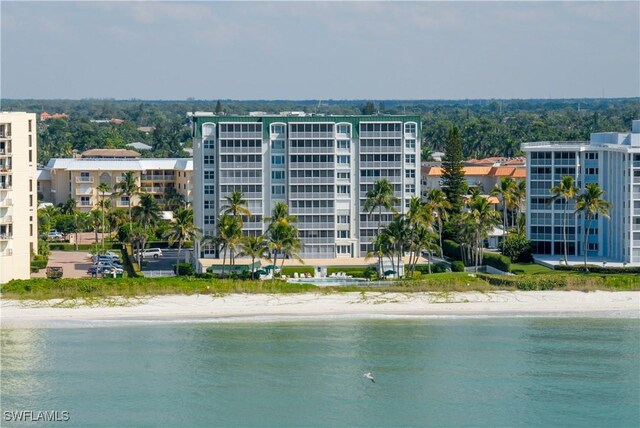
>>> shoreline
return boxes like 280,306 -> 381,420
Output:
2,291 -> 639,328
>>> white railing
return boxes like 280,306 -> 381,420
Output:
0,233 -> 13,240
0,248 -> 13,256
76,176 -> 94,183
0,199 -> 12,207
0,215 -> 13,223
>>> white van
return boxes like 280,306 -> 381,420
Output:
137,248 -> 163,259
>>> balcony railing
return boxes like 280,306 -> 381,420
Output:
0,248 -> 13,256
116,201 -> 130,207
76,176 -> 94,183
0,233 -> 13,240
0,215 -> 13,224
76,188 -> 94,196
0,199 -> 12,207
79,202 -> 93,207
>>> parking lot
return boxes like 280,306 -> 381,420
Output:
138,249 -> 192,273
32,251 -> 95,279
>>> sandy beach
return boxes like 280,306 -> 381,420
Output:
1,291 -> 638,327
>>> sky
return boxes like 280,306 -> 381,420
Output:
1,1 -> 639,100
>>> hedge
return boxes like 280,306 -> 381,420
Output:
121,245 -> 140,278
554,264 -> 640,274
326,266 -> 372,278
482,253 -> 511,272
442,240 -> 462,260
415,263 -> 449,274
477,273 -> 566,290
451,261 -> 465,272
281,266 -> 314,276
174,263 -> 195,276
48,243 -> 124,251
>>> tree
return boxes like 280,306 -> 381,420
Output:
216,214 -> 243,276
574,183 -> 611,270
90,209 -> 102,244
441,126 -> 467,214
74,212 -> 92,251
405,197 -> 434,277
360,101 -> 376,115
132,193 -> 161,268
115,171 -> 139,226
549,176 -> 579,265
165,208 -> 200,275
239,235 -> 268,279
426,189 -> 451,258
265,203 -> 301,279
97,182 -> 111,252
466,196 -> 501,271
364,179 -> 399,277
491,177 -> 515,234
221,190 -> 251,228
215,100 -> 223,114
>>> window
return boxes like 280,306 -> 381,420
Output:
337,185 -> 350,195
271,140 -> 285,150
30,195 -> 33,207
203,140 -> 214,149
405,123 -> 416,134
337,172 -> 350,180
272,171 -> 285,180
29,179 -> 33,192
120,196 -> 130,206
405,169 -> 415,178
272,185 -> 285,195
204,155 -> 215,165
80,196 -> 91,206
272,155 -> 285,165
405,154 -> 415,164
30,224 -> 33,237
405,139 -> 416,149
204,215 -> 215,225
28,120 -> 32,132
338,230 -> 350,239
337,245 -> 351,255
337,124 -> 350,135
204,170 -> 215,180
586,152 -> 598,160
585,167 -> 599,175
588,242 -> 599,251
272,124 -> 285,134
204,200 -> 214,210
337,215 -> 350,224
337,155 -> 350,165
337,140 -> 350,150
405,184 -> 415,194
29,135 -> 32,147
204,185 -> 215,195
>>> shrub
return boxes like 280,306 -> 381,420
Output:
174,263 -> 195,276
363,266 -> 378,279
442,240 -> 462,261
327,266 -> 371,278
554,264 -> 640,274
451,261 -> 465,272
499,234 -> 533,263
414,263 -> 449,274
281,266 -> 314,276
477,273 -> 568,290
482,253 -> 511,272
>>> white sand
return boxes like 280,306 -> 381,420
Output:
1,291 -> 638,328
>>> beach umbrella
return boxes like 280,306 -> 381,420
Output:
255,269 -> 268,275
264,265 -> 279,271
384,270 -> 397,276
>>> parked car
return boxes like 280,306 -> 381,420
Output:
88,265 -> 123,275
137,248 -> 163,259
92,254 -> 121,264
46,230 -> 64,241
94,260 -> 122,269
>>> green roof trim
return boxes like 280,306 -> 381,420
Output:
192,115 -> 421,139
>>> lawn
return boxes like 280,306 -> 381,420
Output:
510,263 -> 554,275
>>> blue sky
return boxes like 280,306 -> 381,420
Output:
1,1 -> 638,100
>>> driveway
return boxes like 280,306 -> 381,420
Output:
32,251 -> 94,279
139,249 -> 192,272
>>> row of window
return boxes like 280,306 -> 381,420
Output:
360,154 -> 402,163
290,185 -> 334,193
360,169 -> 402,178
360,123 -> 402,132
220,155 -> 262,163
290,155 -> 334,163
291,200 -> 334,208
219,170 -> 261,179
220,185 -> 262,193
290,123 -> 334,133
290,139 -> 334,148
220,123 -> 261,133
219,139 -> 262,148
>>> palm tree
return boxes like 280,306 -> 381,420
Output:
74,212 -> 92,251
511,180 -> 527,227
383,215 -> 410,277
265,204 -> 302,279
467,196 -> 501,271
363,179 -> 399,277
550,176 -> 578,265
61,195 -> 76,215
221,190 -> 251,227
216,214 -> 243,276
491,177 -> 515,233
115,171 -> 139,226
405,197 -> 433,277
90,209 -> 102,244
97,182 -> 111,252
426,189 -> 451,258
133,194 -> 161,268
165,208 -> 201,275
574,183 -> 612,271
239,235 -> 269,279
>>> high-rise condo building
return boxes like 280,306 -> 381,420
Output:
190,112 -> 421,262
0,112 -> 38,283
522,120 -> 640,265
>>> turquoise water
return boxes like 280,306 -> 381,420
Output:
1,318 -> 639,427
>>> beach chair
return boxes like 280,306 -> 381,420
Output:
294,272 -> 299,279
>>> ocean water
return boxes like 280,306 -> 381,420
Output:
1,318 -> 639,427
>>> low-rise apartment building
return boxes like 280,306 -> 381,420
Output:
0,112 -> 38,283
38,149 -> 193,210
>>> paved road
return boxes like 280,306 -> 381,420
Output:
140,249 -> 192,272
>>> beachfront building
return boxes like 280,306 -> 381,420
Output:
38,149 -> 193,210
189,112 -> 421,261
0,112 -> 38,283
522,120 -> 640,265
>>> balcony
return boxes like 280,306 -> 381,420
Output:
0,233 -> 13,240
0,248 -> 13,256
289,131 -> 334,139
0,215 -> 12,224
116,200 -> 130,207
141,186 -> 165,194
76,176 -> 94,183
0,183 -> 10,192
140,174 -> 175,181
0,199 -> 12,207
76,188 -> 94,196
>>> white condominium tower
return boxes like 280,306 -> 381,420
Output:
522,120 -> 640,265
190,113 -> 421,260
0,112 -> 38,283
